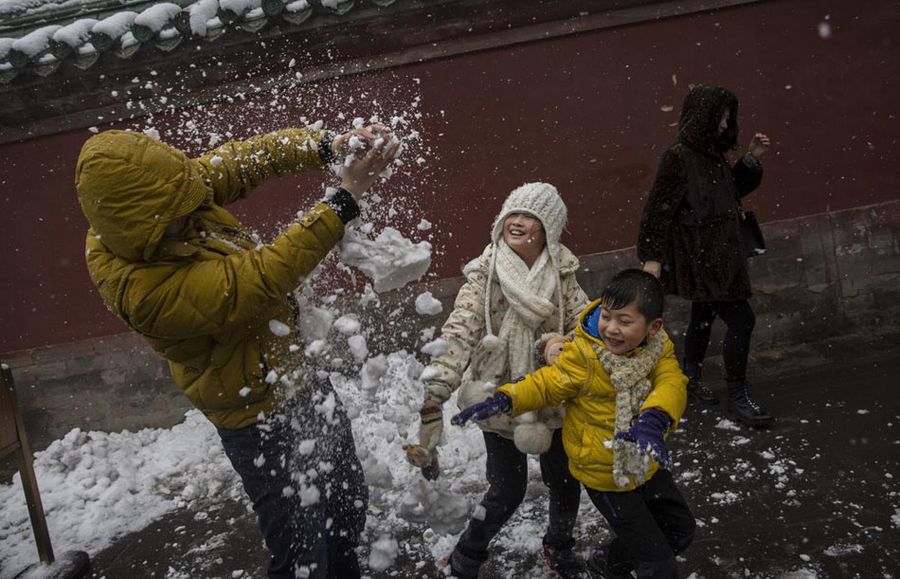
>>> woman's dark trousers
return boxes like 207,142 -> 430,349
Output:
683,299 -> 755,382
454,428 -> 581,563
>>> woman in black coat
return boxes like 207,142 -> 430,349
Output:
637,85 -> 773,427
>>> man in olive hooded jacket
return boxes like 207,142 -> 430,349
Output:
76,124 -> 398,578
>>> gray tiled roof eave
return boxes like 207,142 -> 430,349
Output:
0,0 -> 409,83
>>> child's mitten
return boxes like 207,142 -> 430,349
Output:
451,393 -> 512,425
613,408 -> 673,469
403,398 -> 443,480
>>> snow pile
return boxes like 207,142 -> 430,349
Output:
0,412 -> 238,575
339,227 -> 431,293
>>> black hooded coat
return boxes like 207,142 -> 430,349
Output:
637,85 -> 763,301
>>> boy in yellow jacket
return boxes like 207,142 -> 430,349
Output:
76,125 -> 398,579
453,269 -> 695,578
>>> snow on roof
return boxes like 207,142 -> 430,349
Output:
0,0 -> 407,83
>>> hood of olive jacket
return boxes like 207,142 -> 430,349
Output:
677,85 -> 739,155
76,130 -> 210,263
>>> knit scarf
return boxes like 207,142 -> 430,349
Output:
481,240 -> 560,384
594,332 -> 666,488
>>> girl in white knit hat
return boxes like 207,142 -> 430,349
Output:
405,182 -> 590,578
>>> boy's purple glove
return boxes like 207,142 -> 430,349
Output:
451,393 -> 513,425
614,408 -> 673,469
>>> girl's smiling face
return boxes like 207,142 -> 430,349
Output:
598,300 -> 662,354
502,212 -> 546,261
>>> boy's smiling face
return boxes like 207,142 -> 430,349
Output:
598,299 -> 663,355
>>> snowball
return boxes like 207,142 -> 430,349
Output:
415,291 -> 443,316
268,320 -> 291,336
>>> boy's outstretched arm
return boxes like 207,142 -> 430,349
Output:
451,340 -> 590,426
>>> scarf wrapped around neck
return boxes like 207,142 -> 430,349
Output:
479,239 -> 562,386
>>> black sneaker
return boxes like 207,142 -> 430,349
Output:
543,544 -> 588,578
586,548 -> 633,579
687,378 -> 719,405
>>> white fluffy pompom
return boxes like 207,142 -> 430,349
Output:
516,411 -> 537,424
513,422 -> 553,455
481,334 -> 502,351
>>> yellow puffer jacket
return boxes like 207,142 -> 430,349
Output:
498,299 -> 687,491
76,129 -> 347,429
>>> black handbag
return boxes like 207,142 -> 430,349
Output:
738,207 -> 766,257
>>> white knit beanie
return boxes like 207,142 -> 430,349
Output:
490,182 -> 568,257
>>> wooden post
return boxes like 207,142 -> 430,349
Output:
1,363 -> 56,564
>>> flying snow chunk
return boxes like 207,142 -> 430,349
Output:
420,338 -> 448,357
333,315 -> 361,335
420,366 -> 440,381
299,484 -> 320,506
415,291 -> 443,316
348,334 -> 369,363
143,128 -> 161,141
417,219 -> 432,231
238,387 -> 251,397
269,320 -> 291,336
340,228 -> 431,292
818,21 -> 832,39
360,355 -> 388,390
367,534 -> 399,572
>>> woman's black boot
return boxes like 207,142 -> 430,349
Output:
684,361 -> 719,405
726,379 -> 774,427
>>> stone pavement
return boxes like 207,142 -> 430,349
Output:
61,349 -> 900,578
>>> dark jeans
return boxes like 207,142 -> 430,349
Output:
585,470 -> 695,579
455,428 -> 581,561
217,379 -> 368,579
683,299 -> 755,382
